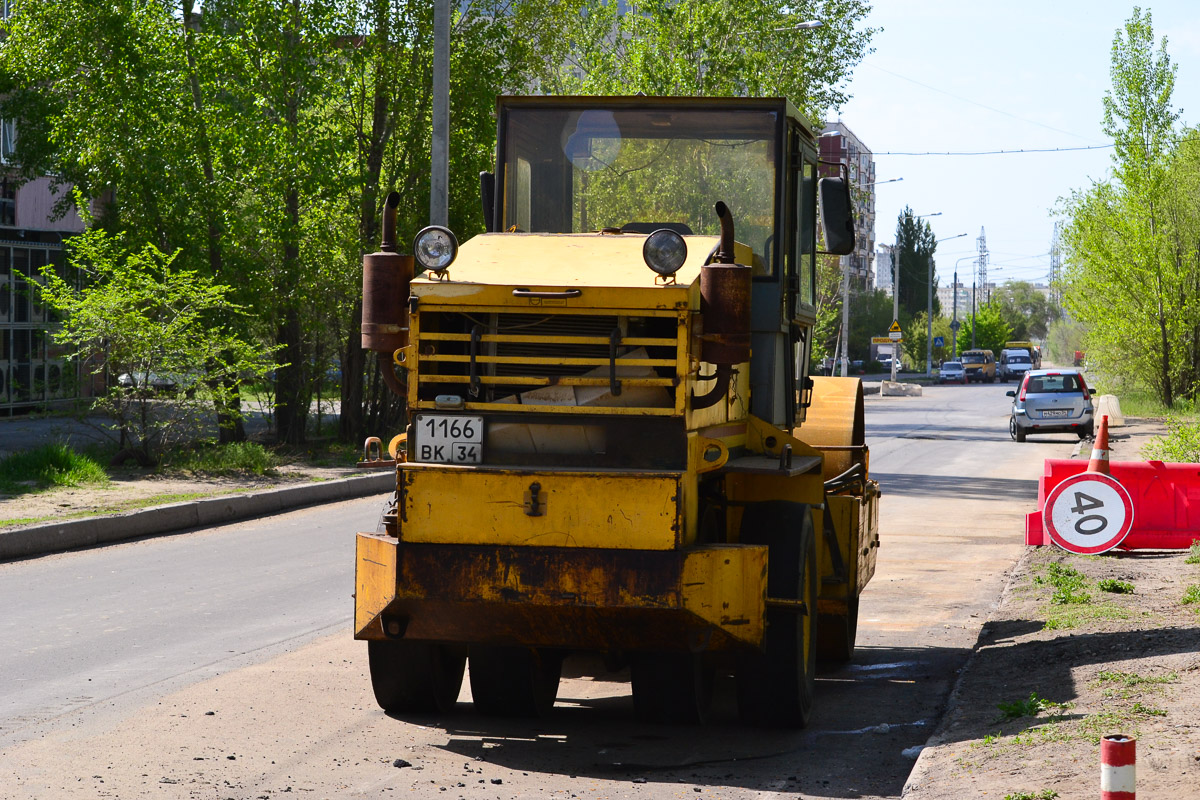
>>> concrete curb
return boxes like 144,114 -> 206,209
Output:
0,471 -> 395,561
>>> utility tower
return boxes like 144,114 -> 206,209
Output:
1049,222 -> 1062,306
976,227 -> 989,302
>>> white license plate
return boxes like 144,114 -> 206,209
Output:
1041,409 -> 1070,418
414,415 -> 483,463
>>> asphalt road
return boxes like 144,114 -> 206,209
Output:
0,381 -> 1087,799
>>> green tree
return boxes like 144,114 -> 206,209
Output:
955,304 -> 1012,357
901,312 -> 952,370
548,0 -> 877,125
848,288 -> 895,362
991,281 -> 1059,341
893,207 -> 940,322
34,228 -> 272,466
1059,7 -> 1193,406
2,0 -> 582,446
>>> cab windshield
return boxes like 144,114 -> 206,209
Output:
501,106 -> 779,273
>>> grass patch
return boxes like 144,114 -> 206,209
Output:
1185,542 -> 1200,565
1098,578 -> 1134,594
1043,603 -> 1132,631
1113,387 -> 1182,418
1036,563 -> 1092,605
1181,585 -> 1200,606
1097,669 -> 1178,700
161,441 -> 280,476
0,443 -> 110,496
996,692 -> 1073,722
1077,711 -> 1131,745
1132,702 -> 1167,717
1005,791 -> 1058,800
1097,670 -> 1178,688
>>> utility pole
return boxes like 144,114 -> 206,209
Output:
976,226 -> 988,304
1049,222 -> 1062,307
430,0 -> 450,226
971,281 -> 977,348
840,258 -> 851,376
891,249 -> 899,381
951,271 -> 958,360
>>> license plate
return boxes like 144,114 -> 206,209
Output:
1041,409 -> 1070,418
414,415 -> 483,463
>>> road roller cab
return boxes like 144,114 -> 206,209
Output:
354,95 -> 879,726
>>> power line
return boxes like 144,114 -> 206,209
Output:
876,144 -> 1114,156
862,62 -> 1104,145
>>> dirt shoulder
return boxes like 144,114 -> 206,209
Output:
906,417 -> 1200,800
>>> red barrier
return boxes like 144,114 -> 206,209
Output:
1027,459 -> 1200,550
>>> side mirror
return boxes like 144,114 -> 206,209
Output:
818,176 -> 855,255
1006,390 -> 1016,397
479,171 -> 496,232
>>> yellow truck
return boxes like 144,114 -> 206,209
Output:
354,95 -> 879,727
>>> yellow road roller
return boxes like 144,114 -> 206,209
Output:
355,96 -> 879,726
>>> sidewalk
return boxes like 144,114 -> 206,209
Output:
902,413 -> 1174,798
0,409 -> 393,562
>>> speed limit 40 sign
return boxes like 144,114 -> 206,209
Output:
1043,472 -> 1135,554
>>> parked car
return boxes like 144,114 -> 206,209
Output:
1008,368 -> 1095,442
938,361 -> 967,384
999,348 -> 1033,382
118,371 -> 180,392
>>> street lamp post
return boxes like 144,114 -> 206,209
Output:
951,254 -> 976,360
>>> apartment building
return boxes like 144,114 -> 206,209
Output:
819,120 -> 875,292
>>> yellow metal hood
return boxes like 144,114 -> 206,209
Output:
410,232 -> 718,311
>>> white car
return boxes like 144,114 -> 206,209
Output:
938,361 -> 967,384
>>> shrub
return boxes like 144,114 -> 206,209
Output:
0,443 -> 109,495
1142,415 -> 1200,462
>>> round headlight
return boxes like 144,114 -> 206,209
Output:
642,229 -> 688,277
414,226 -> 459,272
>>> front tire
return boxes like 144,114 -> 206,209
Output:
368,640 -> 466,714
469,646 -> 562,718
736,502 -> 818,728
631,651 -> 715,724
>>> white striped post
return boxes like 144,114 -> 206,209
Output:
1101,734 -> 1135,800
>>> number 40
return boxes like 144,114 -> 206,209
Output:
1071,491 -> 1108,536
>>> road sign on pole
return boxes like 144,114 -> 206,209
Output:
933,336 -> 945,348
1043,472 -> 1134,554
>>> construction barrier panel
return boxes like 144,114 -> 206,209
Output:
1027,459 -> 1200,550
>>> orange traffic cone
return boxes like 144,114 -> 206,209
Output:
1087,415 -> 1111,475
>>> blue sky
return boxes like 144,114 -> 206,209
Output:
836,1 -> 1200,290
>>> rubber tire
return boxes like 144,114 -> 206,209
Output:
631,651 -> 715,724
817,596 -> 860,663
368,640 -> 466,714
736,502 -> 818,728
469,646 -> 562,718
1015,420 -> 1027,443
1078,423 -> 1094,440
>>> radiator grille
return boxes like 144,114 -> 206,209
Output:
411,308 -> 684,416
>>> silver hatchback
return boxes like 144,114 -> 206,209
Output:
1008,369 -> 1095,442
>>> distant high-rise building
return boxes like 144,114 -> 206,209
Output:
876,244 -> 894,293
